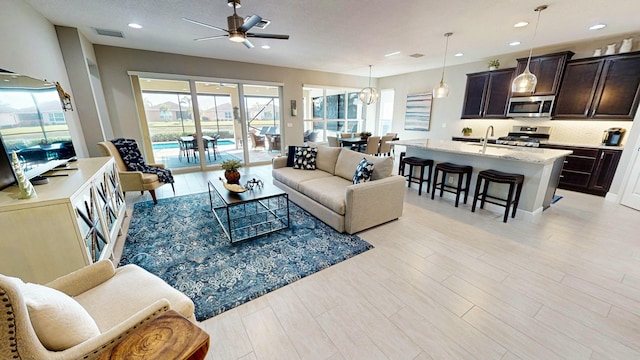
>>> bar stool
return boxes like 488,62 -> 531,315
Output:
398,152 -> 433,196
431,162 -> 473,207
472,169 -> 525,223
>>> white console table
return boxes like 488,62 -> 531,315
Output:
0,157 -> 126,283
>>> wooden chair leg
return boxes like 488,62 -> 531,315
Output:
149,190 -> 158,204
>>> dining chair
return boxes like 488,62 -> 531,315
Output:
364,136 -> 381,155
379,135 -> 395,156
327,136 -> 340,147
340,133 -> 353,138
176,137 -> 190,162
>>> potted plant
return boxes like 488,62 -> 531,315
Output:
488,59 -> 500,70
359,131 -> 372,139
220,159 -> 242,184
462,127 -> 473,136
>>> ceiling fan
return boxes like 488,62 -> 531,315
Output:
182,0 -> 289,49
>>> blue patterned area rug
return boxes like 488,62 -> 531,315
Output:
119,192 -> 373,321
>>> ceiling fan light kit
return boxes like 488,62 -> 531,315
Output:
183,0 -> 289,49
512,5 -> 548,94
433,32 -> 453,99
359,65 -> 379,105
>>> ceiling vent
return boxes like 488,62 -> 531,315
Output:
93,28 -> 125,38
409,53 -> 424,58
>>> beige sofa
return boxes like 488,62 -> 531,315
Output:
272,146 -> 405,234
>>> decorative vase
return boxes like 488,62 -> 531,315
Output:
605,43 -> 616,55
489,66 -> 497,71
593,48 -> 602,57
620,38 -> 633,53
225,170 -> 241,184
463,132 -> 471,137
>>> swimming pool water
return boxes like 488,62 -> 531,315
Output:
152,139 -> 234,150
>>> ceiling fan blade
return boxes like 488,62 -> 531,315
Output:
243,39 -> 255,49
194,35 -> 228,41
246,33 -> 290,40
182,17 -> 228,33
239,14 -> 262,32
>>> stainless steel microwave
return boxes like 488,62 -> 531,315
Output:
507,95 -> 555,118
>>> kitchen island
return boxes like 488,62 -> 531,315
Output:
394,139 -> 572,221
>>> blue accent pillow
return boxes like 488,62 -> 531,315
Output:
293,146 -> 318,170
353,158 -> 375,184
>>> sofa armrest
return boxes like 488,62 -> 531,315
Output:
272,156 -> 288,169
47,260 -> 116,297
55,300 -> 171,360
118,171 -> 145,190
344,175 -> 406,234
149,163 -> 165,169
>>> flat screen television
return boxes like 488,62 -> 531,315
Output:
0,136 -> 16,191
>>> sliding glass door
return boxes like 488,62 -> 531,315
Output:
303,86 -> 363,142
134,76 -> 283,172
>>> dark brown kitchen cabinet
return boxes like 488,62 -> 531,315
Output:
513,51 -> 574,96
461,68 -> 514,119
554,51 -> 640,120
540,144 -> 622,196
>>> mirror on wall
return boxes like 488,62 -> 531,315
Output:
0,70 -> 76,179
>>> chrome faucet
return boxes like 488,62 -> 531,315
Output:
482,125 -> 494,154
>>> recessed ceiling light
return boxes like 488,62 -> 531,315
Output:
454,53 -> 463,57
384,51 -> 401,57
514,21 -> 529,28
261,45 -> 271,49
589,24 -> 606,30
128,23 -> 142,29
509,41 -> 521,46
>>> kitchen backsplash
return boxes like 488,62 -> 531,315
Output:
460,118 -> 634,147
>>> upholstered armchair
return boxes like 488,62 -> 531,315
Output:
248,131 -> 266,149
97,141 -> 173,204
0,260 -> 195,359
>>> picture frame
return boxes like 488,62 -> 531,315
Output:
404,92 -> 433,131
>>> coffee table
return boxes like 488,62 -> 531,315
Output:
208,176 -> 289,244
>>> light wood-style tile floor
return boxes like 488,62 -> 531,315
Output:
120,164 -> 640,360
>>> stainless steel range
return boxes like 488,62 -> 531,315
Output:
496,126 -> 551,147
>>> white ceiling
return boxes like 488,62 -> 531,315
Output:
24,0 -> 640,78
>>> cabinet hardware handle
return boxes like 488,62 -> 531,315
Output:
563,160 -> 568,164
559,175 -> 564,178
600,152 -> 605,160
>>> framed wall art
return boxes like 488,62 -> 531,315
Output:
404,92 -> 432,131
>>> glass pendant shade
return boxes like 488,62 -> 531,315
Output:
359,87 -> 379,105
511,5 -> 547,94
433,80 -> 449,98
511,67 -> 537,93
359,65 -> 379,105
434,32 -> 453,98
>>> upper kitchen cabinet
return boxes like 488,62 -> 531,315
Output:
461,68 -> 514,119
554,51 -> 640,120
513,51 -> 574,96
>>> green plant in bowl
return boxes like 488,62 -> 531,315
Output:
221,159 -> 242,184
462,127 -> 473,136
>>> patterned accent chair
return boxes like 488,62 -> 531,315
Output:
97,141 -> 172,204
0,260 -> 194,359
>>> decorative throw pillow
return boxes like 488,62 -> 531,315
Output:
293,146 -> 318,170
21,283 -> 101,351
286,145 -> 298,167
353,158 -> 375,184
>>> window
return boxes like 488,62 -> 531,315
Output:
303,86 -> 363,141
378,89 -> 395,135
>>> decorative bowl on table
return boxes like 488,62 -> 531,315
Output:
219,177 -> 247,193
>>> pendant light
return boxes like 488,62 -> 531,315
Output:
359,65 -> 379,105
511,5 -> 547,94
433,32 -> 453,98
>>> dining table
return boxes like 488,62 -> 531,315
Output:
339,137 -> 368,151
180,135 -> 218,161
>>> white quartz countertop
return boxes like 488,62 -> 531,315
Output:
542,141 -> 624,150
393,139 -> 572,164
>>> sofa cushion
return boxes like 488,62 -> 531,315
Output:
272,167 -> 333,191
315,146 -> 342,174
293,146 -> 317,170
22,283 -> 101,351
298,176 -> 351,215
334,149 -> 394,181
352,158 -> 375,184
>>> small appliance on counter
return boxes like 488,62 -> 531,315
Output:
602,128 -> 626,146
